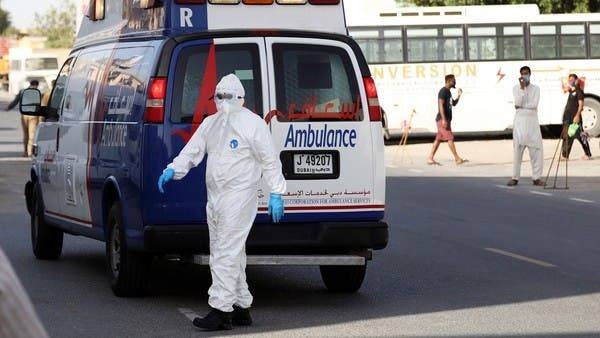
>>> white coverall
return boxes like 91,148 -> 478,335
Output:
512,83 -> 543,181
166,74 -> 286,312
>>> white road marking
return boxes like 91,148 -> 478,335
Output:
484,248 -> 556,268
569,198 -> 594,203
178,308 -> 200,322
495,184 -> 513,190
529,190 -> 552,196
0,157 -> 31,162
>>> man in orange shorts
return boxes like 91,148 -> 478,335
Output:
427,74 -> 467,165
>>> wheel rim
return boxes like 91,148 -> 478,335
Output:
582,106 -> 597,131
110,223 -> 121,277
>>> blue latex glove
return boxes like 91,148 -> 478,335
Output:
268,193 -> 284,223
158,168 -> 175,194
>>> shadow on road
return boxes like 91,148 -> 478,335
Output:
1,172 -> 599,336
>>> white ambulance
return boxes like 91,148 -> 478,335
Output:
24,0 -> 388,296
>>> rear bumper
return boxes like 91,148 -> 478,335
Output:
143,221 -> 388,254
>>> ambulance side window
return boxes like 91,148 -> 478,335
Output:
61,50 -> 112,122
273,44 -> 363,122
46,57 -> 74,121
171,43 -> 262,123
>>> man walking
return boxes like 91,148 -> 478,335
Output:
561,74 -> 592,160
427,74 -> 467,165
6,80 -> 41,157
507,66 -> 544,186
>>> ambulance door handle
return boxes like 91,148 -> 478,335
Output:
56,127 -> 60,152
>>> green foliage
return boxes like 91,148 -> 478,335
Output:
0,1 -> 11,35
405,0 -> 600,13
32,0 -> 77,48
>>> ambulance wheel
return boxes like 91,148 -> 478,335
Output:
106,202 -> 149,297
320,263 -> 366,293
31,182 -> 63,260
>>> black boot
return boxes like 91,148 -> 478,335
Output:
192,308 -> 233,331
233,305 -> 253,326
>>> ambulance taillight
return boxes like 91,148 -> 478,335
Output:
145,77 -> 167,123
363,77 -> 382,122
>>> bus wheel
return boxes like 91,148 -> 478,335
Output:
31,182 -> 63,260
106,202 -> 149,297
582,97 -> 600,137
382,110 -> 391,140
320,263 -> 366,293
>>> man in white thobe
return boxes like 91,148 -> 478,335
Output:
507,66 -> 544,186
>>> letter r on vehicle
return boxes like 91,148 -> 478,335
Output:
180,8 -> 193,28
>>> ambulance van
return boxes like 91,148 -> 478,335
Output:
24,0 -> 388,296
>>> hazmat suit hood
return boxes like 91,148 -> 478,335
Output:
215,74 -> 245,115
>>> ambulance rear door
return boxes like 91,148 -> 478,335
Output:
264,37 -> 382,221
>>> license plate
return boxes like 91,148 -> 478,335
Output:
293,153 -> 333,175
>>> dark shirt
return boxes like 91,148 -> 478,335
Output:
435,87 -> 457,122
563,87 -> 584,123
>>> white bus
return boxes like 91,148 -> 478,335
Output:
344,1 -> 600,138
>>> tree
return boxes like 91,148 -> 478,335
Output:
32,0 -> 77,48
0,0 -> 11,35
405,0 -> 600,13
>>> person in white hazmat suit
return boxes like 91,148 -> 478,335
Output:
157,74 -> 286,331
507,66 -> 544,187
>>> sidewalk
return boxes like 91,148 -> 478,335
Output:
0,90 -> 29,161
386,138 -> 599,178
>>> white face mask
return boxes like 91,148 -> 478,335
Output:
216,97 -> 243,114
217,100 -> 231,114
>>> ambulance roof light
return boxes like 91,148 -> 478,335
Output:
175,0 -> 207,4
276,0 -> 307,4
140,0 -> 163,8
243,0 -> 274,4
309,0 -> 340,4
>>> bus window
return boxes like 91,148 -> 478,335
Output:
468,26 -> 497,60
349,30 -> 380,63
560,24 -> 586,59
501,25 -> 525,60
407,26 -> 464,62
591,23 -> 600,58
171,44 -> 263,123
273,44 -> 363,122
382,29 -> 403,63
10,60 -> 21,71
25,58 -> 59,71
530,24 -> 557,59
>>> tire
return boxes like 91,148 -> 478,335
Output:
31,183 -> 63,260
320,263 -> 367,293
582,97 -> 600,137
106,202 -> 149,297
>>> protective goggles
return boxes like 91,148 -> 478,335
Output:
213,92 -> 242,100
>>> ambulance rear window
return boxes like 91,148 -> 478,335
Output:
273,44 -> 363,122
171,43 -> 262,123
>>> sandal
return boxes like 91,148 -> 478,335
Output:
455,158 -> 468,165
427,160 -> 441,166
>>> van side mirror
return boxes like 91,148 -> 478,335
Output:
19,88 -> 43,116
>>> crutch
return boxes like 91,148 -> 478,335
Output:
395,109 -> 416,164
544,124 -> 568,190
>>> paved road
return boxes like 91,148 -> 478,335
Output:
1,101 -> 600,337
